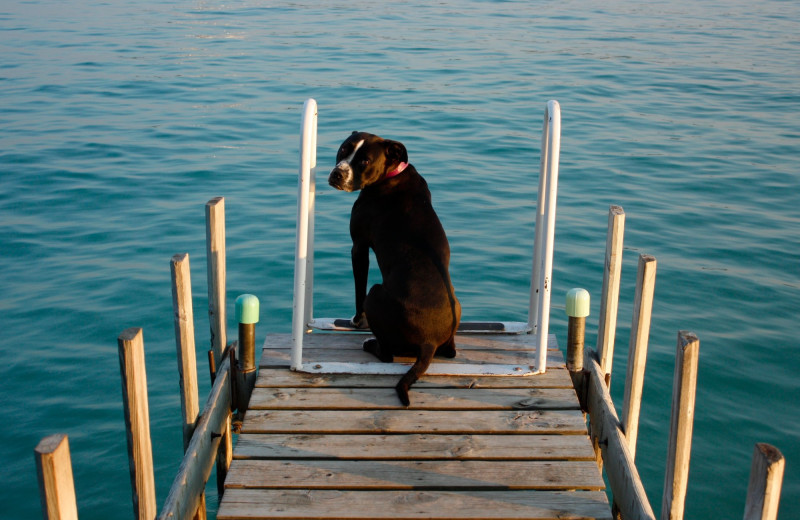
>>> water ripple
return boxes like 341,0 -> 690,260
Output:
1,1 -> 798,518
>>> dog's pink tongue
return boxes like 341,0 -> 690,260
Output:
386,162 -> 408,178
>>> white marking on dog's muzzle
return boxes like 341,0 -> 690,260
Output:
339,139 -> 364,166
334,139 -> 364,189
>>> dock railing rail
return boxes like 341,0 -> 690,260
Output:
290,99 -> 561,374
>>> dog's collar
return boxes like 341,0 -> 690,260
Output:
385,162 -> 408,179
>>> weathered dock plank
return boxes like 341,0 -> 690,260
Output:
226,459 -> 605,490
260,332 -> 564,367
261,348 -> 563,367
241,409 -> 587,435
218,489 -> 612,520
234,433 -> 596,461
264,332 -> 560,351
218,332 -> 608,520
256,368 -> 573,389
248,387 -> 581,410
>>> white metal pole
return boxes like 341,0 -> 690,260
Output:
291,98 -> 317,370
530,100 -> 561,373
529,108 -> 549,333
303,105 -> 318,326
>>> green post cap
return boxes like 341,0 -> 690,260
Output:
235,294 -> 260,324
565,288 -> 590,318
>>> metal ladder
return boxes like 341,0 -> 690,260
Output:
291,99 -> 560,375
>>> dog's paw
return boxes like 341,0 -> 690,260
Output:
363,338 -> 378,354
395,382 -> 411,407
436,342 -> 457,359
350,313 -> 369,329
363,339 -> 393,363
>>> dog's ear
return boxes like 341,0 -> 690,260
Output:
385,140 -> 408,165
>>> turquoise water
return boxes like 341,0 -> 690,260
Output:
2,0 -> 798,518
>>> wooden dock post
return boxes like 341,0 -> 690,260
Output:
170,253 -> 207,519
118,327 -> 157,520
661,331 -> 699,520
235,294 -> 259,417
743,443 -> 785,520
205,197 -> 227,366
596,205 -> 625,384
205,197 -> 232,497
566,288 -> 590,405
35,433 -> 78,520
171,253 -> 201,452
621,254 -> 657,460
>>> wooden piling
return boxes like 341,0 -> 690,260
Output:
660,331 -> 699,520
621,254 -> 657,460
118,327 -> 157,520
205,197 -> 227,366
235,294 -> 259,417
567,316 -> 585,371
565,288 -> 590,407
596,205 -> 625,384
238,322 -> 255,370
35,434 -> 78,520
237,322 -> 255,411
205,197 -> 233,497
743,443 -> 785,520
171,253 -> 201,452
170,253 -> 207,519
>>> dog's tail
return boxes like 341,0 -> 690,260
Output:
396,343 -> 436,407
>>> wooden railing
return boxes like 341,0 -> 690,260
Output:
158,348 -> 232,519
565,205 -> 785,520
35,197 -> 257,520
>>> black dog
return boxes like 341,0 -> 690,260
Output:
328,131 -> 461,406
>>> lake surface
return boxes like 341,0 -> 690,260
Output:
1,0 -> 798,518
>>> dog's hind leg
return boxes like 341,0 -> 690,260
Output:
396,344 -> 435,406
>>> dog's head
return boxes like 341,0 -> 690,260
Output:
328,132 -> 408,192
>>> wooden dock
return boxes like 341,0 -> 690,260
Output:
33,196 -> 787,520
217,332 -> 611,520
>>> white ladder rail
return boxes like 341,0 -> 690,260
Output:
291,98 -> 317,371
529,100 -> 561,373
